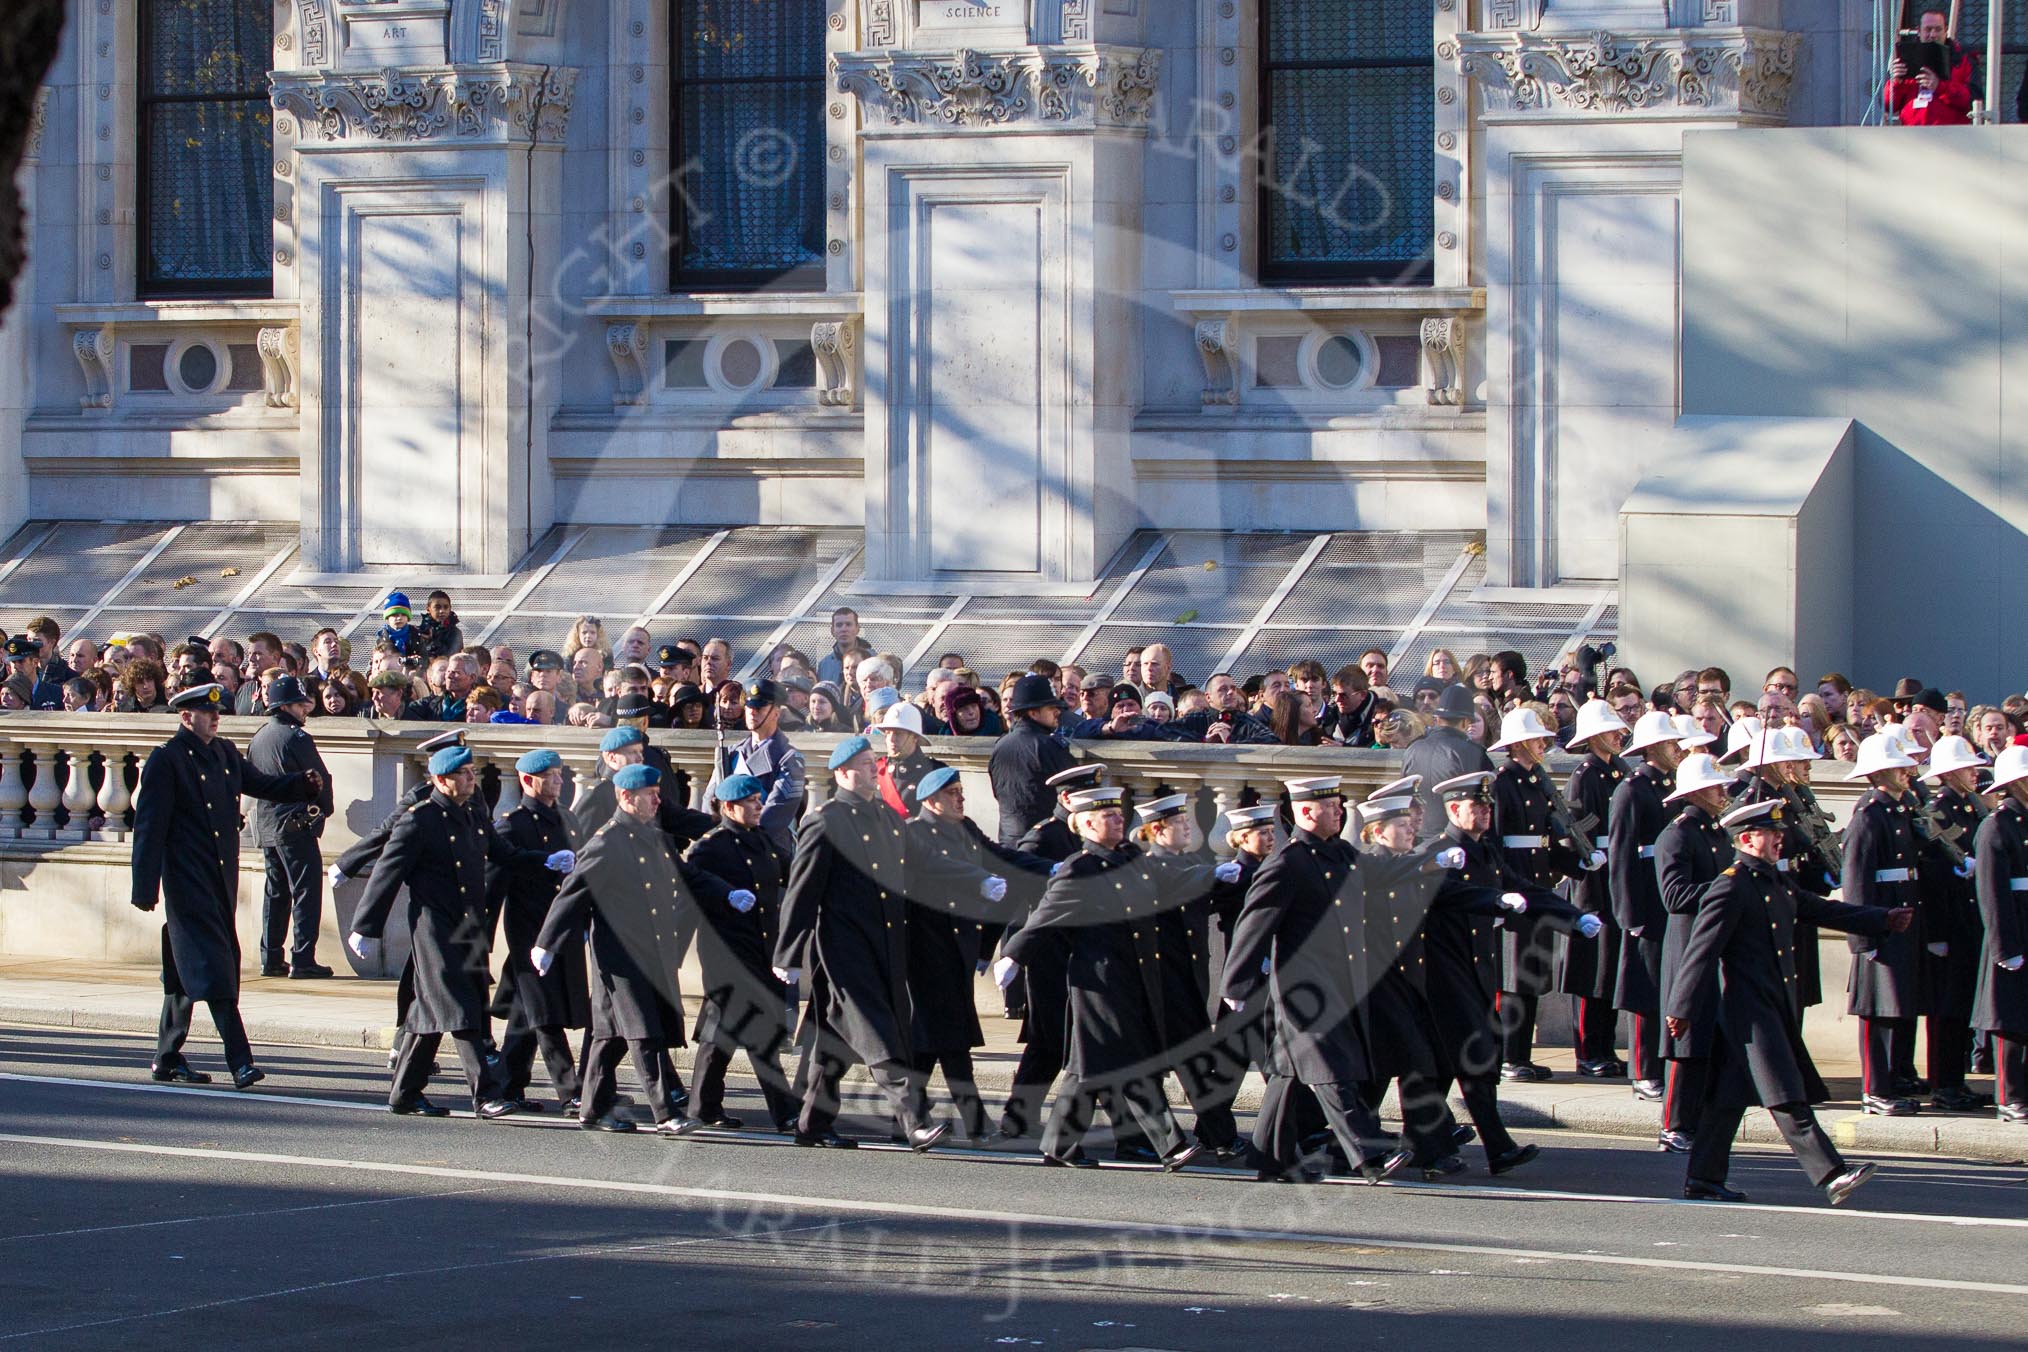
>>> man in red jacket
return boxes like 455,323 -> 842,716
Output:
1886,7 -> 1978,126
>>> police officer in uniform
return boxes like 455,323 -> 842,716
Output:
1972,745 -> 2028,1123
1842,732 -> 1935,1114
1652,752 -> 1736,1152
132,684 -> 322,1088
487,748 -> 588,1113
1560,699 -> 1631,1075
248,674 -> 336,978
1403,684 -> 1495,839
989,674 -> 1076,847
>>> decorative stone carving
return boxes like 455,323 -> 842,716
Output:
295,0 -> 333,66
1195,318 -> 1238,408
811,318 -> 861,408
257,326 -> 300,409
1421,317 -> 1465,408
862,0 -> 897,46
476,0 -> 507,60
1061,0 -> 1092,41
271,62 -> 578,144
1483,0 -> 1544,29
836,45 -> 1162,129
25,88 -> 50,162
1461,28 -> 1801,120
73,329 -> 115,411
606,323 -> 651,405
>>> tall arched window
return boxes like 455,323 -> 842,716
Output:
137,0 -> 273,297
1259,0 -> 1433,285
671,0 -> 827,289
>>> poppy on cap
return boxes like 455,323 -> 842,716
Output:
515,748 -> 563,775
828,735 -> 873,770
600,725 -> 647,753
714,772 -> 764,802
612,763 -> 661,792
427,745 -> 473,777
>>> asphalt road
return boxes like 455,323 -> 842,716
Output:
1,1025 -> 2024,1352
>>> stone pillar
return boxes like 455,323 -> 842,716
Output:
838,4 -> 1160,594
272,4 -> 575,577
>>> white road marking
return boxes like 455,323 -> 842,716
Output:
2,1133 -> 2026,1296
0,1186 -> 504,1242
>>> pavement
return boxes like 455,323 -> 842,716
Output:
0,1025 -> 2024,1351
2,958 -> 2023,1165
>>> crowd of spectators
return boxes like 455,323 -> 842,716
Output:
5,596 -> 2024,764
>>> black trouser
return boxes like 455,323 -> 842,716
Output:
498,1023 -> 581,1105
796,1032 -> 924,1138
1370,1071 -> 1459,1165
911,1048 -> 989,1139
582,1036 -> 675,1123
1498,992 -> 1538,1066
259,834 -> 323,971
1688,1072 -> 1843,1189
391,1029 -> 500,1108
1166,1014 -> 1256,1150
1307,1079 -> 1400,1170
1626,1012 -> 1663,1083
1927,1016 -> 1972,1093
1438,1073 -> 1519,1160
154,929 -> 253,1072
1860,1015 -> 1918,1095
1994,1033 -> 2027,1107
1040,1071 -> 1183,1162
1573,997 -> 1618,1062
1663,1056 -> 1708,1136
1001,962 -> 1068,1137
693,1036 -> 799,1128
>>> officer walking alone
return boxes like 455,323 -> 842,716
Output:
248,674 -> 336,978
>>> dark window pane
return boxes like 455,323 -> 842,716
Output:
1265,0 -> 1431,65
679,0 -> 824,80
144,0 -> 270,97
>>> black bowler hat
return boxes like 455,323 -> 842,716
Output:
266,674 -> 310,706
744,678 -> 781,709
1910,687 -> 1949,715
1008,673 -> 1067,714
1431,683 -> 1476,721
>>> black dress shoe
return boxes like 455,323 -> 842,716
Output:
1500,1062 -> 1551,1083
1488,1143 -> 1541,1176
259,964 -> 288,978
773,1118 -> 800,1135
667,1087 -> 691,1114
1996,1103 -> 2028,1123
509,1098 -> 545,1113
1160,1141 -> 1207,1172
1576,1058 -> 1624,1078
1824,1161 -> 1878,1207
1684,1179 -> 1749,1202
697,1114 -> 744,1129
150,1064 -> 211,1084
908,1120 -> 952,1152
475,1099 -> 520,1120
793,1129 -> 858,1149
231,1065 -> 266,1091
1890,1076 -> 1930,1097
1930,1087 -> 1994,1111
1862,1094 -> 1920,1116
1041,1150 -> 1100,1169
1356,1146 -> 1416,1184
288,964 -> 335,979
580,1112 -> 636,1132
562,1096 -> 583,1115
1631,1078 -> 1664,1102
1449,1123 -> 1478,1149
655,1115 -> 703,1138
1656,1129 -> 1695,1153
1421,1153 -> 1468,1180
1215,1140 -> 1269,1170
1112,1143 -> 1161,1165
390,1096 -> 449,1117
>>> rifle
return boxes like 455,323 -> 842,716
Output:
1787,786 -> 1846,882
1910,797 -> 1969,871
1544,770 -> 1601,852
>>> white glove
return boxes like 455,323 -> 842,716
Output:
2001,955 -> 2025,972
1585,849 -> 1607,872
1500,892 -> 1529,914
1955,857 -> 1976,878
1576,913 -> 1603,939
326,863 -> 347,888
772,965 -> 800,984
728,889 -> 757,913
530,945 -> 554,975
1927,941 -> 1949,957
1223,996 -> 1243,1012
990,956 -> 1020,990
1214,859 -> 1243,884
346,931 -> 376,962
544,850 -> 575,873
1435,847 -> 1466,871
980,876 -> 1008,903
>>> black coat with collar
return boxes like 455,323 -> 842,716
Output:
1972,799 -> 2028,1036
1841,788 -> 1929,1018
1494,759 -> 1587,996
247,709 -> 334,845
1425,827 -> 1567,1075
535,811 -> 696,1043
1608,761 -> 1675,1012
487,798 -> 589,1031
683,818 -> 792,1053
902,812 -> 1049,1052
1923,783 -> 1987,1022
1654,801 -> 1732,1058
988,717 -> 1077,845
1559,752 -> 1627,1000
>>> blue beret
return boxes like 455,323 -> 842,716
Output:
612,763 -> 661,791
600,725 -> 647,754
828,735 -> 873,770
515,748 -> 562,775
915,766 -> 960,803
714,772 -> 764,803
428,745 -> 473,777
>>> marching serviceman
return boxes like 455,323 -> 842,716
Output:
1972,746 -> 2028,1124
1490,707 -> 1599,1081
487,748 -> 588,1114
532,762 -> 716,1136
1610,710 -> 1702,1101
1917,734 -> 1993,1111
1652,752 -> 1737,1152
247,674 -> 336,978
132,683 -> 323,1088
1766,725 -> 1842,1013
350,742 -> 563,1119
1842,732 -> 1935,1115
1561,699 -> 1631,1076
1666,798 -> 1912,1205
774,736 -> 952,1152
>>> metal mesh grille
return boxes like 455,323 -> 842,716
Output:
4,525 -> 177,607
1111,536 -> 1294,624
126,523 -> 294,610
1240,627 -> 1398,679
675,529 -> 860,617
932,624 -> 1090,682
524,526 -> 722,615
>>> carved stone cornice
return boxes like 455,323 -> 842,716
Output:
270,62 -> 578,144
834,45 -> 1161,130
1460,27 -> 1800,122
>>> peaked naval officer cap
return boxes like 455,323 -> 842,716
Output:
611,763 -> 661,792
167,682 -> 226,712
655,644 -> 684,667
427,744 -> 473,777
515,748 -> 563,775
1284,776 -> 1343,803
1046,763 -> 1107,792
1065,786 -> 1127,813
915,766 -> 962,803
527,649 -> 566,672
1988,744 -> 2028,792
1720,797 -> 1787,835
1370,774 -> 1422,801
1665,753 -> 1735,802
1435,771 -> 1495,803
1361,794 -> 1417,822
1848,730 -> 1919,780
1922,734 -> 1988,781
417,729 -> 466,756
1566,699 -> 1631,751
1671,712 -> 1718,750
714,772 -> 764,802
3,635 -> 40,659
1134,793 -> 1190,828
600,725 -> 647,754
828,734 -> 874,770
1225,803 -> 1279,831
1491,706 -> 1556,751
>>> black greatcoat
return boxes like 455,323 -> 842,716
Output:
534,812 -> 696,1043
487,799 -> 590,1031
1220,828 -> 1376,1087
1494,760 -> 1587,997
1559,753 -> 1626,1000
353,792 -> 541,1035
1972,799 -> 2028,1037
683,819 -> 793,1053
1140,845 -> 1226,1053
775,792 -> 914,1066
1426,827 -> 1569,1078
333,781 -> 433,878
1921,784 -> 1986,1023
988,718 -> 1075,845
1780,781 -> 1841,1007
1654,801 -> 1732,1059
131,727 -> 317,1003
1608,761 -> 1674,1014
1667,853 -> 1894,1107
1841,789 -> 1929,1019
1000,841 -> 1172,1079
903,813 -> 1051,1053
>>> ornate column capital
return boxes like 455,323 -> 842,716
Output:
270,62 -> 578,145
1459,27 -> 1801,123
833,44 -> 1161,131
